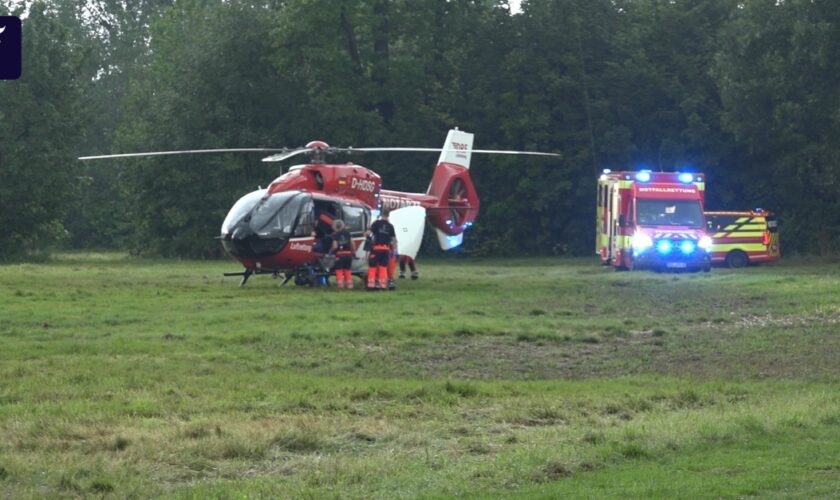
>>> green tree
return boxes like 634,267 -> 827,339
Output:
0,2 -> 88,258
61,0 -> 172,249
118,0 -> 306,257
715,0 -> 840,253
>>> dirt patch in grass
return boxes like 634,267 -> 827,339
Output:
699,310 -> 840,330
336,334 -> 646,379
333,328 -> 840,380
356,336 -> 609,379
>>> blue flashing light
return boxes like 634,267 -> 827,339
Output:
602,168 -> 612,174
680,241 -> 696,254
636,171 -> 651,183
447,235 -> 462,247
656,239 -> 673,254
678,172 -> 694,183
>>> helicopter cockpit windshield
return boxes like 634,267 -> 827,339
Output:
249,192 -> 307,237
221,189 -> 266,236
220,190 -> 312,258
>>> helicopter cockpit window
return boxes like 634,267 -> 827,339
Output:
341,205 -> 367,234
294,198 -> 315,237
250,191 -> 306,237
221,189 -> 267,236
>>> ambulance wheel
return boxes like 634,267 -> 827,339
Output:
613,255 -> 630,271
725,250 -> 749,268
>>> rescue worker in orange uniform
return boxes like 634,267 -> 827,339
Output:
366,210 -> 397,291
398,255 -> 419,280
330,219 -> 355,289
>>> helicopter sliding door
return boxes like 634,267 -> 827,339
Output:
289,198 -> 370,270
340,204 -> 369,236
340,204 -> 370,271
292,198 -> 366,238
291,197 -> 342,238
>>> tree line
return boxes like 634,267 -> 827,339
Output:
2,0 -> 839,259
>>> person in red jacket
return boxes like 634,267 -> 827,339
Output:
330,219 -> 355,289
365,210 -> 397,291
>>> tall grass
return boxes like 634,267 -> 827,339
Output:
0,254 -> 838,497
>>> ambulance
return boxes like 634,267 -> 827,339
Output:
704,209 -> 780,267
596,170 -> 712,271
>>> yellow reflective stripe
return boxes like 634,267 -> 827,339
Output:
725,231 -> 764,238
618,180 -> 633,189
735,217 -> 749,223
616,235 -> 633,247
696,182 -> 705,191
712,243 -> 767,252
713,232 -> 727,238
736,224 -> 765,231
724,225 -> 738,230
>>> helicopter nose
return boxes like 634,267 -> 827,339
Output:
221,228 -> 286,259
230,225 -> 252,241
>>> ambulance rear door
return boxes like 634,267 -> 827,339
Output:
608,182 -> 622,263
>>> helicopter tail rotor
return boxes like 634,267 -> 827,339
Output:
423,130 -> 480,250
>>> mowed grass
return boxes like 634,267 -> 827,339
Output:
0,253 -> 838,497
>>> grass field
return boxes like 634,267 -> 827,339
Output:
1,253 -> 839,498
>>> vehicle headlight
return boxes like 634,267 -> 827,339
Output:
698,235 -> 713,251
656,239 -> 673,254
632,233 -> 653,251
680,241 -> 696,254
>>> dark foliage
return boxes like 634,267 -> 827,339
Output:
4,0 -> 840,257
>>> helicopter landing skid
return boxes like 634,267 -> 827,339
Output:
225,266 -> 360,288
224,268 -> 283,287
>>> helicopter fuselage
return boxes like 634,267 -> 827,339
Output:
218,161 -> 470,277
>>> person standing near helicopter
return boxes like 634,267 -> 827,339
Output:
366,209 -> 397,291
311,208 -> 335,255
398,255 -> 419,280
330,219 -> 355,289
310,206 -> 337,285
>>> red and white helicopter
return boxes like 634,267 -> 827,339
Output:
81,129 -> 558,285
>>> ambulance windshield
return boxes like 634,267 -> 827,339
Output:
637,199 -> 704,228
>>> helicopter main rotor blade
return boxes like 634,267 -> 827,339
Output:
342,147 -> 444,153
472,149 -> 560,157
261,148 -> 314,163
341,147 -> 560,157
79,148 -> 290,161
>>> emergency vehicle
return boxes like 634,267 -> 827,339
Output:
596,170 -> 712,271
704,209 -> 780,267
